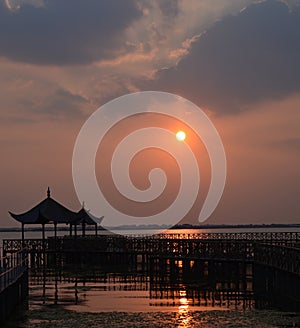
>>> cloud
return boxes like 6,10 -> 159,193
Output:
36,88 -> 89,118
157,0 -> 179,18
4,0 -> 44,11
0,0 -> 142,65
146,0 -> 300,114
1,87 -> 89,121
0,59 -> 90,122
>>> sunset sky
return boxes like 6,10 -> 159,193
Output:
1,0 -> 299,227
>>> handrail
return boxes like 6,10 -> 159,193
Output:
2,235 -> 299,277
6,231 -> 300,240
254,243 -> 300,275
0,249 -> 28,293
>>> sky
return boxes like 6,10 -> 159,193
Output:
0,0 -> 299,227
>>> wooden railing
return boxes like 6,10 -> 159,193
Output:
154,231 -> 300,243
0,249 -> 28,293
254,243 -> 300,275
60,231 -> 300,241
2,232 -> 300,276
2,231 -> 300,252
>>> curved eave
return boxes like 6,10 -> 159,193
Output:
9,196 -> 78,224
72,209 -> 104,225
8,210 -> 49,224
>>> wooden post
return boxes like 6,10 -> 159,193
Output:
95,224 -> 98,237
74,224 -> 77,239
82,222 -> 86,237
54,222 -> 57,240
42,224 -> 45,241
69,224 -> 72,236
21,223 -> 25,246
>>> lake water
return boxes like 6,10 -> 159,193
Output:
2,227 -> 300,327
26,273 -> 300,327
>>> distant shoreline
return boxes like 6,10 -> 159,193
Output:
0,223 -> 299,232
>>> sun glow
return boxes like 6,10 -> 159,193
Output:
176,130 -> 186,141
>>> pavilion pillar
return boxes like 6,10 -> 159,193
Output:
54,222 -> 57,240
53,222 -> 58,253
42,223 -> 45,242
41,223 -> 46,262
22,222 -> 25,244
82,222 -> 86,237
21,223 -> 25,247
95,224 -> 98,237
74,224 -> 77,239
69,224 -> 72,236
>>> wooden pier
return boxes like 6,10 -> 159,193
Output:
2,231 -> 300,311
0,249 -> 28,324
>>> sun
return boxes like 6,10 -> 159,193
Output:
176,130 -> 186,141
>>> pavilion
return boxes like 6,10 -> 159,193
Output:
9,187 -> 102,242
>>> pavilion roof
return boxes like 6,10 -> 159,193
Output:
73,208 -> 104,225
9,187 -> 78,225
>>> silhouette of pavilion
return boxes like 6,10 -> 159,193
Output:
9,187 -> 102,242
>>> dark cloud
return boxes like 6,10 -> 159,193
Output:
19,88 -> 89,120
147,0 -> 300,114
0,0 -> 142,65
158,0 -> 179,18
41,88 -> 88,117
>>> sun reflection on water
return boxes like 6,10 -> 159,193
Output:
177,289 -> 192,327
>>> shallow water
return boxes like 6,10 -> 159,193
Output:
29,272 -> 253,313
21,271 -> 300,328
